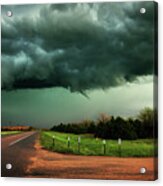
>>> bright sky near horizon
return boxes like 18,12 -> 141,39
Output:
1,2 -> 155,128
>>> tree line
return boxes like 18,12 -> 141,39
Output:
1,126 -> 35,131
51,108 -> 158,140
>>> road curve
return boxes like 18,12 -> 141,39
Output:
1,131 -> 38,177
1,131 -> 157,180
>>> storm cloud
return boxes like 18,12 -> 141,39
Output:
1,2 -> 156,92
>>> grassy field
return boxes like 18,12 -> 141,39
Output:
40,131 -> 157,157
1,131 -> 22,136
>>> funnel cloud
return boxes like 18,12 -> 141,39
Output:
2,2 -> 155,93
1,2 -> 156,127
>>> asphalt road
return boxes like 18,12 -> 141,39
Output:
1,131 -> 38,177
1,131 -> 157,180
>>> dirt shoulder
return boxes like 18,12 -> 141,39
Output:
25,138 -> 157,180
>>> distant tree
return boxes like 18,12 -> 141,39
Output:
95,116 -> 137,140
137,107 -> 154,124
87,122 -> 96,133
132,119 -> 142,138
50,108 -> 157,139
97,113 -> 111,124
137,107 -> 155,138
111,117 -> 137,140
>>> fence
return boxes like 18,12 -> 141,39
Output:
41,132 -> 123,156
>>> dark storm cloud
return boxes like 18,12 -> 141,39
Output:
1,2 -> 156,92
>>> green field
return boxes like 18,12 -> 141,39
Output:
41,131 -> 157,157
1,131 -> 22,136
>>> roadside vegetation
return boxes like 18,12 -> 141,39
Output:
1,131 -> 22,136
41,131 -> 156,157
1,126 -> 36,137
40,108 -> 157,157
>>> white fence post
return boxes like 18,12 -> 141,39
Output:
78,136 -> 81,153
103,140 -> 106,154
67,136 -> 70,148
118,138 -> 122,157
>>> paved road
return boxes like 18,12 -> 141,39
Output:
1,131 -> 38,177
1,132 -> 157,180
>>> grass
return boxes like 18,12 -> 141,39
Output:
40,131 -> 157,157
1,131 -> 22,136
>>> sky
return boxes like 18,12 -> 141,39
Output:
1,2 -> 156,128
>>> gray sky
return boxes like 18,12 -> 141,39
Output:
1,2 -> 155,128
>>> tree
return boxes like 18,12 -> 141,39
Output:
137,107 -> 155,138
137,107 -> 154,124
97,113 -> 111,124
